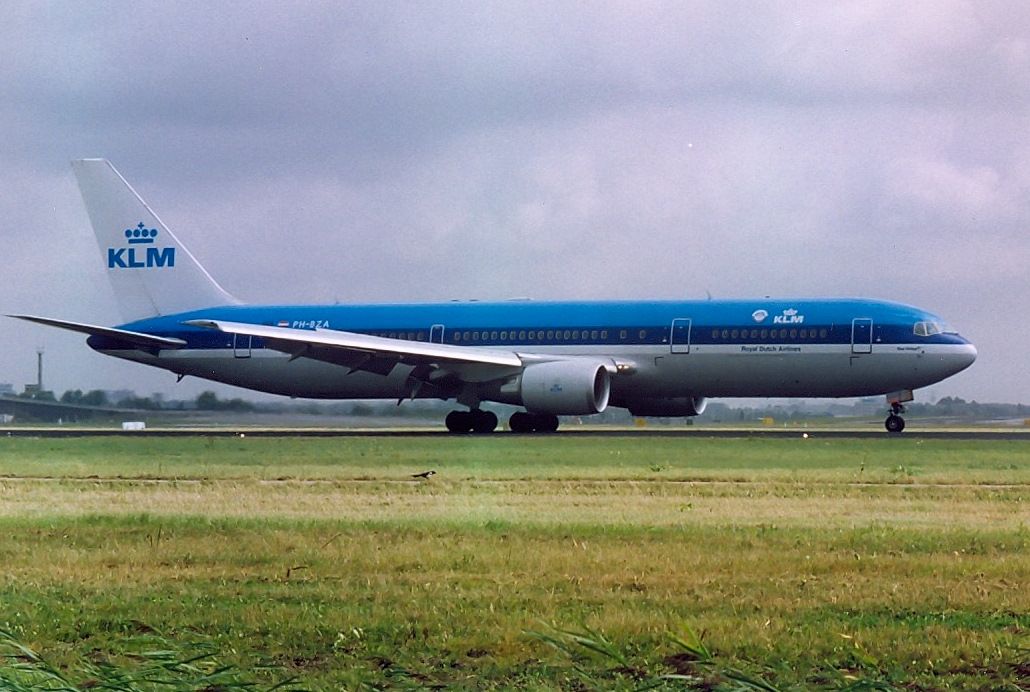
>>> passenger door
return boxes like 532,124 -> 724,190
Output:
851,318 -> 873,354
670,318 -> 692,354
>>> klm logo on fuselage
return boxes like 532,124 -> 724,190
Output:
773,308 -> 804,325
107,222 -> 175,269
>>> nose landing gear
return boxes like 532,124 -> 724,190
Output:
885,402 -> 906,433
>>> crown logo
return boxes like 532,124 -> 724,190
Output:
752,309 -> 768,323
125,222 -> 159,245
783,308 -> 798,316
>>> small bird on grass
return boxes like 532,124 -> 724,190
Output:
411,470 -> 436,480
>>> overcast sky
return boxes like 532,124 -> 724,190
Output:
2,1 -> 1028,404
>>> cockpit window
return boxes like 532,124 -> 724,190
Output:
914,321 -> 956,337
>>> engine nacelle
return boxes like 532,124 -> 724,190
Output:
626,396 -> 707,417
519,360 -> 611,415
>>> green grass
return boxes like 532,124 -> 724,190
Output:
1,435 -> 1028,482
0,436 -> 1027,689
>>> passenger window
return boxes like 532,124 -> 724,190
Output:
453,333 -> 461,342
491,331 -> 498,340
789,329 -> 797,339
799,329 -> 807,339
564,330 -> 571,340
721,329 -> 729,340
591,330 -> 598,340
519,330 -> 526,340
760,329 -> 768,339
472,332 -> 479,341
712,329 -> 719,339
601,330 -> 608,340
572,330 -> 580,340
639,329 -> 647,340
731,329 -> 739,339
819,329 -> 828,339
463,331 -> 471,341
547,330 -> 554,340
619,330 -> 627,340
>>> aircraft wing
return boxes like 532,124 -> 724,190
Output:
184,319 -> 525,382
8,314 -> 187,350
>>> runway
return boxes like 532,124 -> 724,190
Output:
2,426 -> 1028,440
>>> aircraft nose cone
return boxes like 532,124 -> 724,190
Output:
951,342 -> 977,373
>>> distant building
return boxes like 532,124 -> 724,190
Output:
0,383 -> 13,395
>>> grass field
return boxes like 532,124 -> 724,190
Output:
0,435 -> 1027,689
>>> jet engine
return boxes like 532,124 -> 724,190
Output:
518,360 -> 611,415
626,396 -> 707,417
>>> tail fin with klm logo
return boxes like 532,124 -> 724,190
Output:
71,159 -> 239,323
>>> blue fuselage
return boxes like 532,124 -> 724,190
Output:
88,298 -> 976,406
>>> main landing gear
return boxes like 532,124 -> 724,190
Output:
445,409 -> 498,433
508,411 -> 560,433
444,409 -> 561,433
885,402 -> 906,433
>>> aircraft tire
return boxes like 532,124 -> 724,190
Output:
885,414 -> 905,433
508,411 -> 532,433
537,414 -> 560,433
472,410 -> 498,434
508,412 -> 560,433
445,410 -> 473,433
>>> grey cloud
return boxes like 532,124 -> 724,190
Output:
1,1 -> 1028,402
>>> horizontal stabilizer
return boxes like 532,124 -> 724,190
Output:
8,314 -> 187,349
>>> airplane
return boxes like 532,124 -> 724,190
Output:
10,159 -> 977,434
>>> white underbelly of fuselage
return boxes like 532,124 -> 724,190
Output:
97,341 -> 970,402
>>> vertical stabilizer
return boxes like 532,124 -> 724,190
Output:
71,159 -> 239,322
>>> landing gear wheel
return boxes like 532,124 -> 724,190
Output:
445,410 -> 472,433
508,412 -> 560,433
446,409 -> 497,433
885,414 -> 905,433
508,412 -> 533,433
472,410 -> 498,434
537,414 -> 560,433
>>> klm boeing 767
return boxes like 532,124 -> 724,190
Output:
10,160 -> 977,433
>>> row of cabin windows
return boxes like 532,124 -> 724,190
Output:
364,329 -> 652,343
454,328 -> 618,343
711,327 -> 829,341
361,327 -> 833,343
368,331 -> 430,341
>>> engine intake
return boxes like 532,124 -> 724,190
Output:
520,360 -> 611,415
